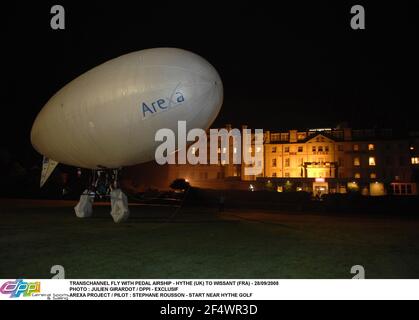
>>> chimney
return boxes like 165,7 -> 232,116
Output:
289,130 -> 297,143
344,128 -> 352,141
265,130 -> 270,144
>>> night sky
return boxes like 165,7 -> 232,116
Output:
1,1 -> 418,164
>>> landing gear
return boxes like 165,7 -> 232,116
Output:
74,168 -> 129,223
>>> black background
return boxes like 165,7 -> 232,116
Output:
1,1 -> 418,164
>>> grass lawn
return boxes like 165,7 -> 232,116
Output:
1,199 -> 419,279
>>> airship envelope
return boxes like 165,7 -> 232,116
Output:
31,48 -> 223,169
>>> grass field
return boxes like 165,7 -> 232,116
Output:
1,199 -> 419,279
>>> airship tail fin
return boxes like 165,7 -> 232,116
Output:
40,156 -> 59,188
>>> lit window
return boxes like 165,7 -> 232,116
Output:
272,158 -> 277,167
233,147 -> 237,154
353,144 -> 359,151
272,146 -> 277,153
368,144 -> 375,151
222,147 -> 227,154
285,158 -> 290,167
256,147 -> 262,153
354,157 -> 360,166
370,173 -> 377,179
412,157 -> 419,164
355,173 -> 361,179
369,157 -> 376,166
248,147 -> 252,153
191,147 -> 196,154
217,148 -> 221,154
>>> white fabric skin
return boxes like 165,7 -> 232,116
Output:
110,189 -> 130,223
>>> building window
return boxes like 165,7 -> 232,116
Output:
325,146 -> 329,152
368,144 -> 375,151
338,158 -> 344,166
298,146 -> 303,152
272,172 -> 277,177
297,133 -> 306,140
222,147 -> 227,154
191,147 -> 196,154
370,173 -> 377,179
318,146 -> 323,152
338,144 -> 344,151
285,158 -> 290,167
284,146 -> 290,153
272,158 -> 277,167
272,146 -> 277,153
353,144 -> 359,151
256,147 -> 262,153
412,157 -> 419,164
354,157 -> 360,166
233,147 -> 237,154
355,173 -> 361,179
271,133 -> 280,141
407,184 -> 413,194
312,146 -> 316,152
369,157 -> 376,166
281,133 -> 289,141
284,172 -> 290,178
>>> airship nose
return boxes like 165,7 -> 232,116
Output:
30,108 -> 49,157
31,112 -> 42,153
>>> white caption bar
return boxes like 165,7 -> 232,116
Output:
1,279 -> 418,300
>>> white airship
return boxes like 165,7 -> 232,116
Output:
30,48 -> 223,222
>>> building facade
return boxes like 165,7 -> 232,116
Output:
135,125 -> 419,196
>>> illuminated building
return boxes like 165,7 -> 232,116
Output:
128,125 -> 419,196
